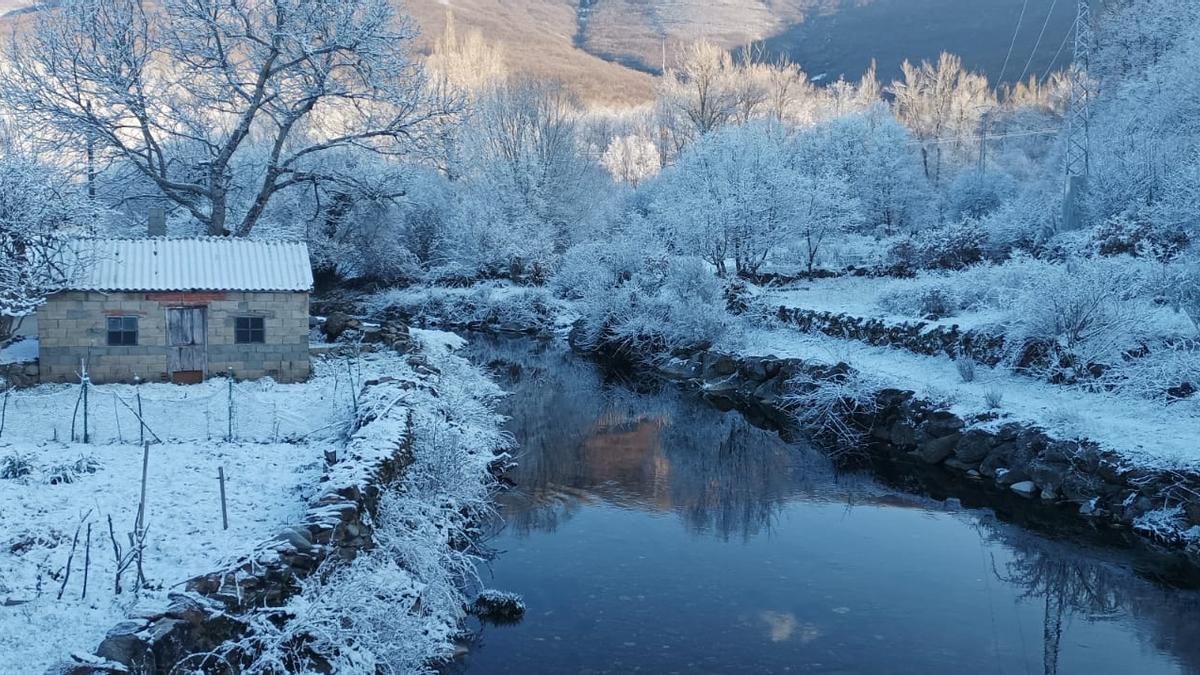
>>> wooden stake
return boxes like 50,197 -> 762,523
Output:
81,523 -> 91,600
0,386 -> 10,439
218,466 -> 229,531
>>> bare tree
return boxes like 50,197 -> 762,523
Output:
888,53 -> 995,185
0,0 -> 460,236
658,41 -> 739,150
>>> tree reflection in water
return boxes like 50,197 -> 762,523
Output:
466,335 -> 849,540
982,518 -> 1200,674
464,336 -> 1200,673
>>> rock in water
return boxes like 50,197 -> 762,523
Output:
471,589 -> 526,624
1010,481 -> 1037,498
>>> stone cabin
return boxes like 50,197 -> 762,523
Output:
38,238 -> 313,384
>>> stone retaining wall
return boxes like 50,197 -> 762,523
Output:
0,360 -> 39,388
772,306 -> 1009,365
649,349 -> 1200,558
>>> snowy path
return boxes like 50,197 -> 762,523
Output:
736,327 -> 1200,470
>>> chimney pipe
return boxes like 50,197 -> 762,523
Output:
147,207 -> 166,237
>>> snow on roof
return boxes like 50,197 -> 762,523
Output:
62,238 -> 314,292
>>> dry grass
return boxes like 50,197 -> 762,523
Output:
406,0 -> 657,105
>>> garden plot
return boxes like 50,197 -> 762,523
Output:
0,352 -> 409,672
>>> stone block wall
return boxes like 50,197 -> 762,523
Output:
38,291 -> 310,384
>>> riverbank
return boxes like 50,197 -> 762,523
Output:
604,343 -> 1200,562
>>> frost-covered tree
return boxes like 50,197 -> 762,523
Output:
452,79 -> 609,277
601,134 -> 661,187
0,0 -> 458,237
650,124 -> 807,276
0,154 -> 100,341
425,10 -> 507,97
792,110 -> 926,232
659,41 -> 740,146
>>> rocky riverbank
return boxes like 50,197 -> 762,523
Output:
583,343 -> 1200,565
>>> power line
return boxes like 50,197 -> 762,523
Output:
906,128 -> 1060,148
998,0 -> 1032,85
1040,18 -> 1075,82
1017,0 -> 1060,84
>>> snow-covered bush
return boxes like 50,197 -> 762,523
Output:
782,365 -> 883,456
955,357 -> 977,383
367,284 -> 560,334
44,455 -> 102,485
1005,258 -> 1146,380
572,246 -> 733,358
878,283 -> 960,319
1091,215 -> 1191,262
947,169 -> 1017,221
1164,260 -> 1200,333
983,387 -> 1004,409
234,341 -> 509,673
1102,342 -> 1200,403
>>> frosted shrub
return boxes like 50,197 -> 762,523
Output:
0,451 -> 33,479
1103,342 -> 1200,402
983,387 -> 1004,409
878,283 -> 960,320
1165,261 -> 1200,333
235,347 -> 509,673
781,366 -> 882,456
573,245 -> 732,358
1005,259 -> 1145,380
367,284 -> 559,333
44,455 -> 101,485
955,357 -> 977,383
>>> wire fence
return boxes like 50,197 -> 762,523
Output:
0,372 -> 356,447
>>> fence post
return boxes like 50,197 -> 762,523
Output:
134,375 -> 145,446
81,359 -> 90,445
226,367 -> 234,443
218,466 -> 229,531
0,385 -> 9,439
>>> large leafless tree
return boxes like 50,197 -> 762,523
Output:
0,0 -> 460,236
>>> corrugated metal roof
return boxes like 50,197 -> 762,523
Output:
63,238 -> 314,292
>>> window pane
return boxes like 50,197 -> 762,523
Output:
236,317 -> 264,344
107,316 -> 137,346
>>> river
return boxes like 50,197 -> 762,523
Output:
455,337 -> 1200,674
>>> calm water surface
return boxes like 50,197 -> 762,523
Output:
457,338 -> 1200,674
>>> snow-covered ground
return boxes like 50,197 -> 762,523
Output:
0,350 -> 420,671
732,326 -> 1200,470
757,268 -> 1196,337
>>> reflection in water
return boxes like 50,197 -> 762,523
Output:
460,336 -> 1200,675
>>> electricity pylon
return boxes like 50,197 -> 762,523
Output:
1062,0 -> 1092,231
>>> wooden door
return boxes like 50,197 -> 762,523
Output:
167,307 -> 207,382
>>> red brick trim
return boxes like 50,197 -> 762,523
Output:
145,292 -> 227,303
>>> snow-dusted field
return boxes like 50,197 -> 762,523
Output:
0,350 -> 418,671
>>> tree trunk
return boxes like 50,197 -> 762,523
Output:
208,189 -> 229,237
